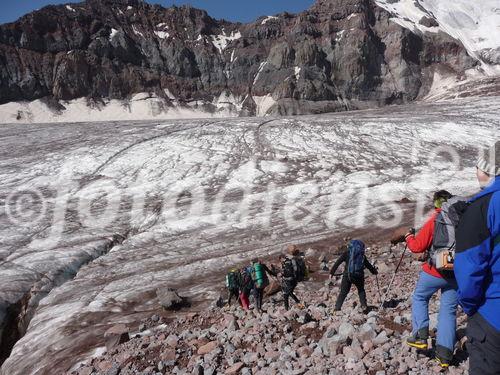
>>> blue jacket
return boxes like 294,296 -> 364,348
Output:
456,176 -> 500,331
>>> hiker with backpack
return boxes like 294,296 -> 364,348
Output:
455,141 -> 500,375
329,239 -> 378,313
239,266 -> 254,310
392,190 -> 467,369
250,258 -> 277,311
226,268 -> 241,307
279,245 -> 308,311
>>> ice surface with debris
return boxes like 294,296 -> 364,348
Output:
0,97 -> 499,375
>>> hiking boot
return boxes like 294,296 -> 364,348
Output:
406,328 -> 429,350
435,345 -> 453,369
406,335 -> 428,350
435,356 -> 450,369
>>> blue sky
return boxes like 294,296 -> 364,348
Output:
0,0 -> 315,25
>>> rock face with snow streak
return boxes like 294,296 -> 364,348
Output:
0,0 -> 490,120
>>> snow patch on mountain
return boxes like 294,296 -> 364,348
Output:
154,30 -> 169,39
0,95 -> 242,124
253,61 -> 268,85
211,30 -> 241,53
253,94 -> 276,116
132,25 -> 144,38
109,28 -> 119,41
375,0 -> 500,74
261,16 -> 279,25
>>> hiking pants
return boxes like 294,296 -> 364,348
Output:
412,271 -> 458,358
228,288 -> 240,306
239,292 -> 250,310
335,274 -> 367,310
282,278 -> 299,310
467,313 -> 500,375
253,287 -> 264,311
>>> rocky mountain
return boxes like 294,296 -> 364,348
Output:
0,0 -> 497,121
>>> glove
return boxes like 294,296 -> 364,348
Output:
405,227 -> 416,239
373,268 -> 379,275
390,227 -> 408,245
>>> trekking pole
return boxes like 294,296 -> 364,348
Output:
375,273 -> 383,307
372,260 -> 383,306
379,244 -> 407,310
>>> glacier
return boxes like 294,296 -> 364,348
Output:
0,96 -> 499,374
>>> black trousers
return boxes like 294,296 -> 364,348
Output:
282,278 -> 299,310
253,287 -> 265,310
467,313 -> 500,375
227,288 -> 240,306
335,274 -> 367,310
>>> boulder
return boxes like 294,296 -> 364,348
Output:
197,341 -> 219,355
357,323 -> 377,343
225,362 -> 244,374
157,288 -> 190,311
103,324 -> 130,351
338,322 -> 355,340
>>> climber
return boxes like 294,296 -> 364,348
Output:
455,141 -> 500,375
391,190 -> 464,369
280,245 -> 308,311
250,258 -> 277,311
226,268 -> 241,306
329,239 -> 378,314
239,266 -> 254,310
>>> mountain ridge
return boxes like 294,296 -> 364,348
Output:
0,0 -> 496,121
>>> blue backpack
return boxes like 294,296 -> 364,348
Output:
347,240 -> 365,279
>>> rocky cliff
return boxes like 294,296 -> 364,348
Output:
0,0 -> 487,119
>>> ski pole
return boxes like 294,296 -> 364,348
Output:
379,244 -> 407,310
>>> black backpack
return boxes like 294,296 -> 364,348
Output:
293,257 -> 307,282
282,258 -> 296,279
282,257 -> 307,281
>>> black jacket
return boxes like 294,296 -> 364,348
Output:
330,251 -> 377,277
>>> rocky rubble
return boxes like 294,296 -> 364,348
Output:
0,0 -> 480,117
69,244 -> 469,375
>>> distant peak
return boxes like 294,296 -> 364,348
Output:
86,0 -> 145,6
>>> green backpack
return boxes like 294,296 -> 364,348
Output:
226,269 -> 239,290
251,263 -> 265,288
